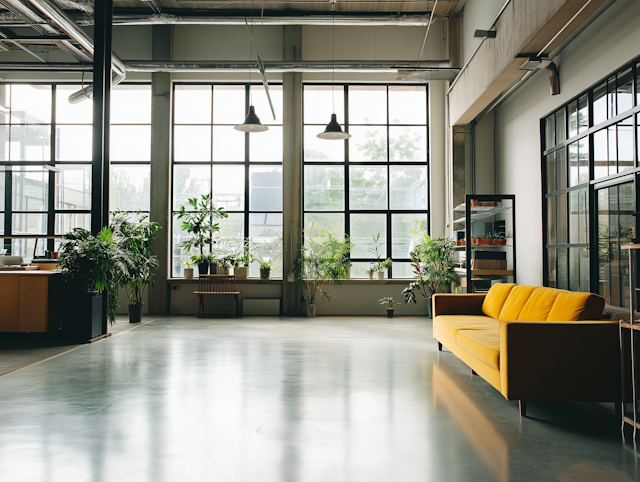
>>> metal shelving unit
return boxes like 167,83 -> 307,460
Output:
454,194 -> 516,293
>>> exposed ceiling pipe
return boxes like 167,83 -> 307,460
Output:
24,0 -> 126,103
68,71 -> 124,104
72,12 -> 430,27
123,59 -> 455,73
0,0 -> 91,62
25,0 -> 125,76
52,0 -> 92,14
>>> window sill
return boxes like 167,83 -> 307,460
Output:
168,278 -> 416,284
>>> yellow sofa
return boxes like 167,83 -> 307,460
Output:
432,283 -> 620,416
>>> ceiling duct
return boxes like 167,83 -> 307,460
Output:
72,13 -> 431,27
0,0 -> 91,62
25,0 -> 126,102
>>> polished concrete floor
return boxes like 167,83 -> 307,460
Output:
0,316 -> 637,481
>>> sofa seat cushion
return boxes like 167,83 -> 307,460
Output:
457,327 -> 500,370
434,315 -> 499,341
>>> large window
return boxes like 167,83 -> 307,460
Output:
171,84 -> 283,278
543,59 -> 640,308
303,84 -> 429,278
0,83 -> 150,259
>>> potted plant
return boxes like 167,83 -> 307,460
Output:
58,227 -> 133,339
291,228 -> 351,317
215,254 -> 231,274
379,257 -> 392,280
402,226 -> 459,317
379,296 -> 399,318
182,260 -> 194,279
367,233 -> 385,279
255,257 -> 272,279
174,194 -> 228,276
228,240 -> 251,279
190,254 -> 210,276
111,213 -> 161,323
366,265 -> 377,280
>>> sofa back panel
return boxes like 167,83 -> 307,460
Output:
498,285 -> 537,321
481,283 -> 515,319
518,288 -> 560,321
547,291 -> 606,321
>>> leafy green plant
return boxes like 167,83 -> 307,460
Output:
380,257 -> 393,271
291,228 -> 352,305
226,239 -> 251,268
174,194 -> 228,255
367,233 -> 384,272
110,213 -> 161,306
378,297 -> 399,308
402,235 -> 459,304
57,227 -> 134,324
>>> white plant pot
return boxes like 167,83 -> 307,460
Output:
376,271 -> 385,280
307,303 -> 316,317
183,268 -> 194,279
234,266 -> 248,279
367,272 -> 373,280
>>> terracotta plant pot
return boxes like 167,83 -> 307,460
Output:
477,239 -> 491,245
471,238 -> 479,245
387,308 -> 394,318
482,202 -> 496,207
470,199 -> 482,207
496,239 -> 507,245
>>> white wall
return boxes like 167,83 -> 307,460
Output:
496,0 -> 640,286
460,0 -> 505,65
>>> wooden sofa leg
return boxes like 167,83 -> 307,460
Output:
437,342 -> 442,351
519,400 -> 527,417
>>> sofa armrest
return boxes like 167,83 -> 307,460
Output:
499,319 -> 621,402
432,293 -> 486,317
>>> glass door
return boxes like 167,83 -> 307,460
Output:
596,181 -> 635,308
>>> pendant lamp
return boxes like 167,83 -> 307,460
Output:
235,105 -> 268,132
317,3 -> 350,140
235,2 -> 268,133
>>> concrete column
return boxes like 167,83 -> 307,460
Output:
282,26 -> 303,316
429,81 -> 446,237
148,25 -> 172,315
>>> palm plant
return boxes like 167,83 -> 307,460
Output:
110,213 -> 161,306
57,227 -> 134,323
291,228 -> 352,305
402,232 -> 459,305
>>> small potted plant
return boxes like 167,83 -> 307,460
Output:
379,296 -> 399,318
258,258 -> 272,279
378,257 -> 393,279
366,265 -> 377,280
367,234 -> 385,280
214,254 -> 231,274
190,254 -> 210,276
486,232 -> 507,246
182,260 -> 194,279
227,240 -> 251,279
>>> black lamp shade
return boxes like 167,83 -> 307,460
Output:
317,113 -> 351,140
235,105 -> 269,132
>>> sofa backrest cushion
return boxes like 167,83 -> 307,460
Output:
482,283 -> 515,319
498,285 -> 536,321
547,291 -> 606,321
518,287 -> 560,321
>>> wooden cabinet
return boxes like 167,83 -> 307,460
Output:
0,276 -> 20,332
0,272 -> 62,333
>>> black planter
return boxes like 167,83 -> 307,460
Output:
62,290 -> 105,341
198,261 -> 209,276
128,302 -> 144,323
260,267 -> 271,280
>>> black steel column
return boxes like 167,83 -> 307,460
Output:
91,0 -> 113,234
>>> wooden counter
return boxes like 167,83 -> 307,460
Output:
0,271 -> 63,333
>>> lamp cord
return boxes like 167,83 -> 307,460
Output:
332,4 -> 335,114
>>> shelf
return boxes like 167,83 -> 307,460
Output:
622,244 -> 640,250
454,245 -> 512,250
455,268 -> 514,276
620,321 -> 640,331
452,206 -> 512,224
